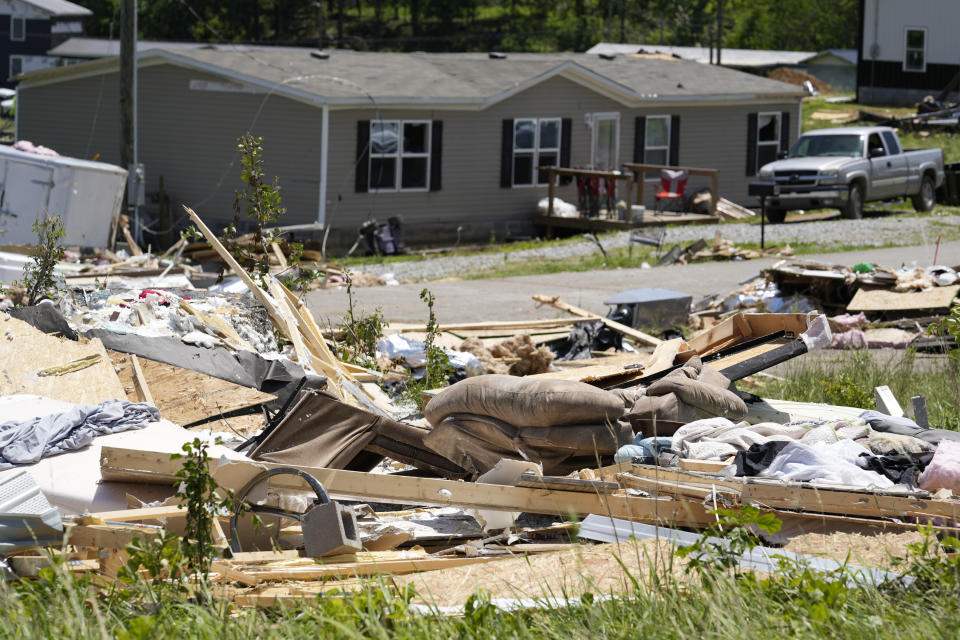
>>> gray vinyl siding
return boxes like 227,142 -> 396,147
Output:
328,75 -> 798,244
18,64 -> 322,233
17,63 -> 799,248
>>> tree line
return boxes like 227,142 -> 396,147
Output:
76,0 -> 858,54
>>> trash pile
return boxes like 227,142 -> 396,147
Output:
658,232 -> 795,266
0,206 -> 957,606
693,257 -> 960,351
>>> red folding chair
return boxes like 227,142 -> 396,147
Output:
655,168 -> 688,214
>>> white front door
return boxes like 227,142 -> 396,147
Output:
591,113 -> 620,171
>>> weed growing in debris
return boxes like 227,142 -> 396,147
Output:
171,438 -> 233,581
189,133 -> 307,289
401,288 -> 453,410
677,505 -> 782,580
8,215 -> 65,306
338,271 -> 385,369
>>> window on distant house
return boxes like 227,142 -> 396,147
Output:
9,55 -> 23,80
512,117 -> 560,186
10,17 -> 24,42
904,28 -> 926,72
755,112 -> 781,170
644,115 -> 671,166
369,120 -> 431,191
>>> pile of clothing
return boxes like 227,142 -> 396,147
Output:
615,409 -> 960,491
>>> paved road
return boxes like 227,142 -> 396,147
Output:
305,240 -> 960,325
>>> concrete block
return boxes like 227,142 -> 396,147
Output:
301,501 -> 361,558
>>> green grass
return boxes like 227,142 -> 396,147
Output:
801,95 -> 960,162
7,528 -> 960,639
741,348 -> 960,431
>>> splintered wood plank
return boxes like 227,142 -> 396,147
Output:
99,445 -> 717,528
623,467 -> 960,521
108,351 -> 276,426
531,294 -> 662,346
847,285 -> 959,312
0,315 -> 127,403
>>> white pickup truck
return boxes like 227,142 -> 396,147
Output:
757,126 -> 944,222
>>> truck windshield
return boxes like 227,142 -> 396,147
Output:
789,135 -> 862,158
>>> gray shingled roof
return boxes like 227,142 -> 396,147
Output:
587,42 -> 814,68
167,47 -> 805,102
26,46 -> 805,105
48,37 -> 209,58
21,0 -> 91,16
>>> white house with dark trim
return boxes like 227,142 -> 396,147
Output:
857,0 -> 960,104
14,48 -> 804,248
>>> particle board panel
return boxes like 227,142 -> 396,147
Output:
108,350 -> 275,426
0,314 -> 127,404
846,285 -> 960,312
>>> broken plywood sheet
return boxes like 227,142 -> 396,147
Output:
0,315 -> 126,403
846,285 -> 959,312
109,351 -> 276,426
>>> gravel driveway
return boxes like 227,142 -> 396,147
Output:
355,213 -> 960,282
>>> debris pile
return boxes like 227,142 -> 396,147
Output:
0,205 -> 957,607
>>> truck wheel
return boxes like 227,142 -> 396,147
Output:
841,182 -> 863,219
765,208 -> 786,223
911,174 -> 936,212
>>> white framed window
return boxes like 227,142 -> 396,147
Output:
10,17 -> 24,42
369,120 -> 431,191
904,27 -> 926,72
512,117 -> 560,186
644,115 -> 671,166
755,112 -> 781,171
8,55 -> 23,80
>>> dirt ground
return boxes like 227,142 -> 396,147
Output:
229,530 -> 925,608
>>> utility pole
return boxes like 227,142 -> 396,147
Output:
120,0 -> 133,172
119,0 -> 139,243
716,0 -> 723,65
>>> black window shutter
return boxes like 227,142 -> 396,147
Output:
430,120 -> 443,191
669,115 -> 680,166
633,116 -> 646,163
559,118 -> 573,185
355,120 -> 370,193
746,112 -> 758,176
500,119 -> 513,188
779,111 -> 791,152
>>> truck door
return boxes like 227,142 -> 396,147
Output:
866,132 -> 895,199
0,162 -> 54,245
880,130 -> 909,197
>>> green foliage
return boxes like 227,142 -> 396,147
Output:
171,438 -> 232,580
219,133 -> 295,288
338,272 -> 386,369
744,349 -> 960,431
11,216 -> 65,306
819,371 -> 874,409
677,505 -> 781,579
84,1 -> 856,56
401,288 -> 454,410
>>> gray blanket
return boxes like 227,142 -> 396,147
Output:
0,399 -> 159,469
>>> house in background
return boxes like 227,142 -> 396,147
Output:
857,0 -> 960,105
14,48 -> 803,248
799,49 -> 856,93
586,42 -> 815,73
47,36 -> 209,64
0,0 -> 90,88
